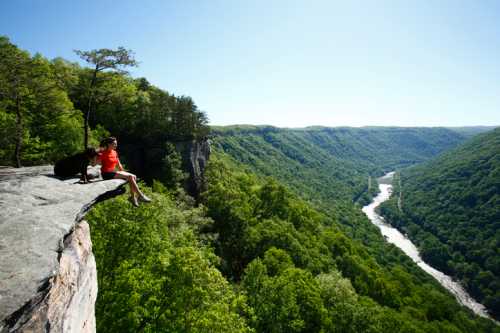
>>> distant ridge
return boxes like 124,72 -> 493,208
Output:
211,126 -> 469,207
380,127 -> 500,319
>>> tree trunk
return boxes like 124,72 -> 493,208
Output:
14,96 -> 22,168
84,67 -> 98,149
84,101 -> 90,149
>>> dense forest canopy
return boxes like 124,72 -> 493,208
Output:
87,151 -> 499,332
0,36 -> 82,166
380,127 -> 500,319
212,125 -> 467,207
446,126 -> 498,138
0,36 -> 209,172
202,127 -> 499,331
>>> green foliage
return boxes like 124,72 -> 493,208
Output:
380,127 -> 500,319
212,125 -> 466,206
0,36 -> 209,178
74,47 -> 138,148
87,188 -> 252,333
208,127 -> 468,285
446,126 -> 497,138
0,110 -> 16,163
316,271 -> 361,332
0,36 -> 83,166
242,260 -> 326,333
203,154 -> 499,332
160,142 -> 187,189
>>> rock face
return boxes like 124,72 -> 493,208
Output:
0,166 -> 126,332
176,139 -> 211,199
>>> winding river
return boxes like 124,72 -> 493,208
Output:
362,172 -> 492,320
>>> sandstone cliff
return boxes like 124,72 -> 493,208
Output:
176,139 -> 211,199
0,166 -> 126,332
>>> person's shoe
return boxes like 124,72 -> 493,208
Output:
128,196 -> 139,207
139,194 -> 152,203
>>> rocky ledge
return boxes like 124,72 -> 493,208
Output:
0,166 -> 126,332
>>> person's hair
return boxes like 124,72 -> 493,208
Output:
99,137 -> 117,148
84,147 -> 99,158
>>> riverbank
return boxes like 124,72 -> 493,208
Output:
362,172 -> 494,321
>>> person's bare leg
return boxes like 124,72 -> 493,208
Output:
114,171 -> 151,203
113,171 -> 138,191
113,171 -> 140,206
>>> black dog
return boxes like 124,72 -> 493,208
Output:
54,148 -> 99,183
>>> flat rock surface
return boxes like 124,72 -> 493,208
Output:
0,166 -> 125,322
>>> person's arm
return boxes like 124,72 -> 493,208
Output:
117,158 -> 124,171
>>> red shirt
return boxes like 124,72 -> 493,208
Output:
99,149 -> 119,173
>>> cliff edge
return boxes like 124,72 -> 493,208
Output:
0,166 -> 126,332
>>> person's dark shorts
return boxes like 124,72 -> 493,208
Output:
101,172 -> 116,180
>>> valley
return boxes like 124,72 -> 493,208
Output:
363,172 -> 491,320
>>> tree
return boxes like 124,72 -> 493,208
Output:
242,261 -> 326,333
0,37 -> 80,166
0,36 -> 33,167
74,47 -> 137,148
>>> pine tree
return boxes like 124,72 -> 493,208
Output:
74,47 -> 137,148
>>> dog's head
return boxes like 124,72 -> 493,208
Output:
84,148 -> 99,165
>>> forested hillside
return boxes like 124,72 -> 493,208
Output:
380,127 -> 500,319
212,125 -> 466,207
447,126 -> 498,138
87,155 -> 499,332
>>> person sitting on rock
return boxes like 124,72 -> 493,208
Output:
98,136 -> 151,207
54,148 -> 99,183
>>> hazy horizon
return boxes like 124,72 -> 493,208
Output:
210,123 -> 499,129
2,0 -> 499,128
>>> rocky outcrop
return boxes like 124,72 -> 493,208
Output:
176,139 -> 211,199
2,221 -> 97,333
0,166 -> 126,332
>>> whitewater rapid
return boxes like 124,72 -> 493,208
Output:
362,172 -> 492,320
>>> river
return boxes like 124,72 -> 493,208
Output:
362,172 -> 492,320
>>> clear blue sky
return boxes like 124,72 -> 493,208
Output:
1,0 -> 499,127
